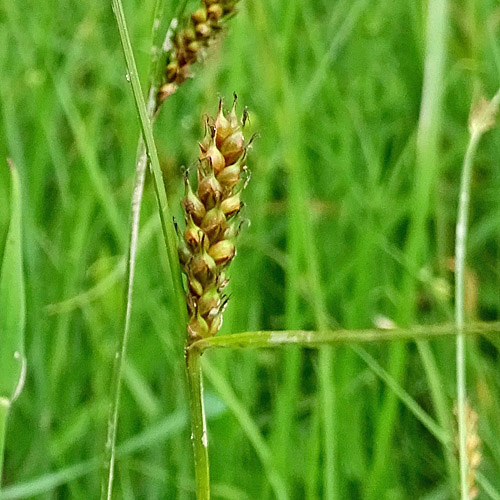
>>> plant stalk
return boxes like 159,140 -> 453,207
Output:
455,129 -> 481,500
110,0 -> 186,322
100,22 -> 164,500
0,400 -> 8,487
188,322 -> 500,353
103,2 -> 187,498
186,348 -> 210,500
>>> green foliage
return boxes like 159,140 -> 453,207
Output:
0,163 -> 25,404
0,162 -> 25,487
1,0 -> 500,499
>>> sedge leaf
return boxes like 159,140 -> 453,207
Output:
0,161 -> 26,404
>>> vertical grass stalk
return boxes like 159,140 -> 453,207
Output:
101,5 -> 171,496
101,2 -> 167,496
104,1 -> 187,498
455,129 -> 481,500
186,349 -> 210,499
110,0 -> 186,324
455,90 -> 499,499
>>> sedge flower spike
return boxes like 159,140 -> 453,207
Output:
179,97 -> 251,342
158,0 -> 240,103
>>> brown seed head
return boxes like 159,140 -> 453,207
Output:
195,22 -> 211,38
197,287 -> 221,316
157,1 -> 240,104
189,250 -> 216,285
201,205 -> 226,241
179,98 -> 251,343
214,99 -> 233,146
208,312 -> 223,336
182,27 -> 196,43
220,130 -> 244,165
201,130 -> 226,173
166,62 -> 178,81
217,159 -> 243,189
184,216 -> 205,250
187,313 -> 209,340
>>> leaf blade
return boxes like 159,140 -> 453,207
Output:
0,161 -> 26,403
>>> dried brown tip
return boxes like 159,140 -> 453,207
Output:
469,93 -> 500,136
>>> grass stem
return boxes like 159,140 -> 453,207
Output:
455,89 -> 500,499
189,322 -> 500,352
454,88 -> 500,499
186,349 -> 210,500
103,1 -> 187,498
455,128 -> 482,500
110,0 -> 186,323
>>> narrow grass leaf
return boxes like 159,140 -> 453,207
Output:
0,161 -> 25,404
203,359 -> 289,500
0,161 -> 25,486
456,90 -> 500,500
110,0 -> 186,329
103,1 -> 187,498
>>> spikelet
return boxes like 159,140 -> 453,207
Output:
157,0 -> 239,104
465,403 -> 481,499
454,402 -> 482,499
179,96 -> 250,342
469,93 -> 500,136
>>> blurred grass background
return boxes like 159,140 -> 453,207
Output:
1,0 -> 500,498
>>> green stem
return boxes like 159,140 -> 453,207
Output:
186,348 -> 210,500
454,90 -> 500,500
0,400 -> 9,487
455,129 -> 481,500
110,0 -> 186,325
104,3 -> 187,498
189,322 -> 500,352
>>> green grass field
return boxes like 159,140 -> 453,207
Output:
1,0 -> 500,498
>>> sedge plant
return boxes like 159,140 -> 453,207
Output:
3,1 -> 500,498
